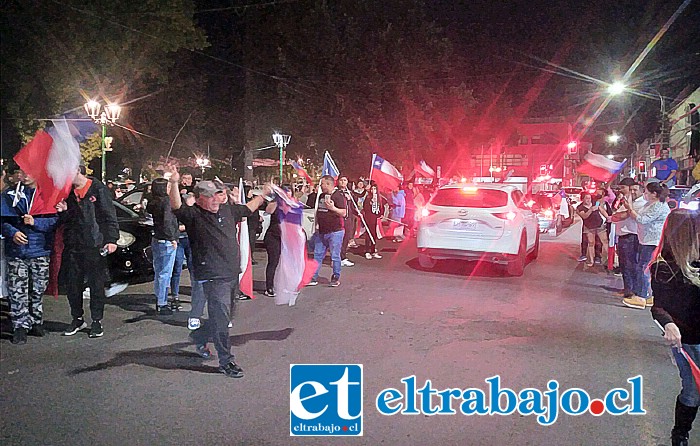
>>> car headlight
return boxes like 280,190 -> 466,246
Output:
117,230 -> 136,248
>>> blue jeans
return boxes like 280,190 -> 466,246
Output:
617,234 -> 639,295
152,239 -> 177,306
312,230 -> 345,280
673,344 -> 700,407
634,244 -> 656,299
171,236 -> 190,297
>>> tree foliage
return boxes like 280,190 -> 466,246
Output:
0,0 -> 208,142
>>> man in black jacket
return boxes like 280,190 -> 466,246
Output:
56,165 -> 119,338
167,165 -> 270,378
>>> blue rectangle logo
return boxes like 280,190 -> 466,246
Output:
290,364 -> 363,436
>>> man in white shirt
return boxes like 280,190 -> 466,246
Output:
611,179 -> 646,298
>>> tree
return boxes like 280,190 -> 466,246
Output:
0,0 -> 208,146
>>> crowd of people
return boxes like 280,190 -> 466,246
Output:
571,175 -> 699,445
1,159 -> 698,441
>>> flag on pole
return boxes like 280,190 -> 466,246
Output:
13,119 -> 81,214
322,151 -> 340,179
371,154 -> 403,190
680,348 -> 700,394
270,185 -> 317,306
290,160 -> 313,183
237,178 -> 254,298
415,160 -> 436,178
577,152 -> 627,183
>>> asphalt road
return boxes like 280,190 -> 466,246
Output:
0,220 -> 694,446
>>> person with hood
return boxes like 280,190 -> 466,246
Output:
1,171 -> 58,344
147,178 -> 180,315
56,164 -> 119,338
390,186 -> 406,242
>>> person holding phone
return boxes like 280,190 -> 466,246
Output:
309,175 -> 347,287
577,192 -> 610,268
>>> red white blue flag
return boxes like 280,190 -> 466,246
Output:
237,178 -> 254,298
577,152 -> 626,183
270,185 -> 317,305
371,154 -> 403,190
415,160 -> 436,178
13,119 -> 82,214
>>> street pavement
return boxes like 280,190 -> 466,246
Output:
0,219 -> 694,446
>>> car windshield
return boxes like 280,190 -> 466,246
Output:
431,188 -> 508,208
534,195 -> 554,209
113,201 -> 139,219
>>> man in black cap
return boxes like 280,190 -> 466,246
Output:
166,166 -> 270,378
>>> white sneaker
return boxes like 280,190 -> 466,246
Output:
341,259 -> 355,267
228,321 -> 233,328
373,253 -> 382,259
105,282 -> 128,297
187,318 -> 201,330
365,253 -> 372,260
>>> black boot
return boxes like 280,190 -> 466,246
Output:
671,398 -> 698,446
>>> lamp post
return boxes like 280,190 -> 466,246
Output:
272,132 -> 291,184
84,100 -> 121,182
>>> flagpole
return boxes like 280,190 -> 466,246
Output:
369,154 -> 375,182
28,187 -> 36,215
346,188 -> 375,245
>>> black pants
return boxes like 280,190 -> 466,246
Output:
190,278 -> 238,367
65,248 -> 108,322
264,233 -> 281,291
248,212 -> 259,252
364,215 -> 379,254
581,227 -> 603,258
341,215 -> 357,259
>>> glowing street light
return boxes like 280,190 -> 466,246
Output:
607,154 -> 615,159
607,81 -> 626,96
607,133 -> 621,144
272,132 -> 291,184
84,99 -> 121,182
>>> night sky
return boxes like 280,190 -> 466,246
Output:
1,0 -> 698,170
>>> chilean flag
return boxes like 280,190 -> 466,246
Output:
371,154 -> 403,190
13,119 -> 82,215
415,160 -> 436,178
290,160 -> 313,183
577,152 -> 626,183
270,185 -> 317,306
237,178 -> 254,298
322,151 -> 340,179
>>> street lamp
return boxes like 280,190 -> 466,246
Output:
607,81 -> 626,96
84,99 -> 121,182
272,132 -> 291,184
608,133 -> 621,144
195,156 -> 210,176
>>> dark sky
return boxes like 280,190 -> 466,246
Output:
426,0 -> 699,134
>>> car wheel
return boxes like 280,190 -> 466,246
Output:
507,234 -> 526,276
418,253 -> 437,269
528,230 -> 540,261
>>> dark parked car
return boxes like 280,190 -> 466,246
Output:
108,200 -> 154,286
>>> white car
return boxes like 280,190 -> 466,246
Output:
417,183 -> 539,276
564,187 -> 583,206
258,208 -> 316,242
